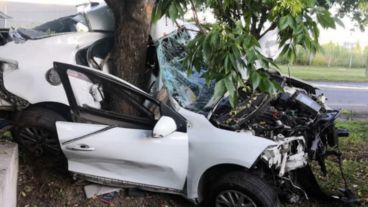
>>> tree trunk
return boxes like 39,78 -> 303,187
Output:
105,0 -> 155,113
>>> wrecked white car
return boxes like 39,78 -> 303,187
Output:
20,29 -> 350,206
0,3 -> 354,207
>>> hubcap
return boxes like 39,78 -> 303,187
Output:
215,190 -> 257,207
18,127 -> 60,156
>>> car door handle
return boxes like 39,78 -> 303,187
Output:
66,144 -> 95,151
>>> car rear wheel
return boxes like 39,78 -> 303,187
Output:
12,107 -> 66,157
206,171 -> 279,207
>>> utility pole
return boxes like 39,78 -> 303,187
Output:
366,56 -> 368,77
348,28 -> 355,69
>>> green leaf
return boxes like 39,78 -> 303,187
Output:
224,55 -> 230,73
250,70 -> 261,90
168,4 -> 178,20
213,79 -> 226,99
287,15 -> 296,29
278,15 -> 289,31
229,53 -> 238,70
317,9 -> 336,29
334,17 -> 345,28
258,77 -> 268,92
224,76 -> 236,95
304,0 -> 316,7
210,32 -> 219,46
224,76 -> 237,108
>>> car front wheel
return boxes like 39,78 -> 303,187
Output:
207,171 -> 279,207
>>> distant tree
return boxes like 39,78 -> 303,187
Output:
317,0 -> 368,31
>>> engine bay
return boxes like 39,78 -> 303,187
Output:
210,71 -> 354,202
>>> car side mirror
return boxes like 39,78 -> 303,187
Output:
153,116 -> 177,138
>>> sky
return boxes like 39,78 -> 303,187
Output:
319,17 -> 368,47
1,0 -> 368,47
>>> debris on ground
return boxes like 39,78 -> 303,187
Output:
99,192 -> 117,205
16,149 -> 195,207
84,184 -> 120,199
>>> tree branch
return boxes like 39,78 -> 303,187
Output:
189,0 -> 205,33
259,22 -> 277,39
255,9 -> 268,38
250,14 -> 258,36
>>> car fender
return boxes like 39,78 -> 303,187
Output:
178,108 -> 276,200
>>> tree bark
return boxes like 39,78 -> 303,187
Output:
105,0 -> 155,113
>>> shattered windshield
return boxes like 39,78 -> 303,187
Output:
156,29 -> 215,114
15,14 -> 88,40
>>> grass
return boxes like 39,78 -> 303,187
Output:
311,121 -> 368,205
337,121 -> 368,192
278,65 -> 368,82
287,121 -> 368,207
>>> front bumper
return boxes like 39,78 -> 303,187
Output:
261,136 -> 308,176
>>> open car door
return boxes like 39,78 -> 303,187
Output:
53,62 -> 188,192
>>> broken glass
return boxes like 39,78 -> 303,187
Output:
155,29 -> 215,114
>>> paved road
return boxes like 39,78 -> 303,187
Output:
310,81 -> 368,113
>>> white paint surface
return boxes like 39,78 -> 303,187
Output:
57,122 -> 189,190
0,32 -> 108,105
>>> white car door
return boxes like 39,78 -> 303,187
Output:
54,62 -> 189,191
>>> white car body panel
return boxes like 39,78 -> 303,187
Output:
0,32 -> 108,105
152,116 -> 177,138
56,121 -> 189,190
69,75 -> 101,109
83,1 -> 115,32
179,108 -> 276,199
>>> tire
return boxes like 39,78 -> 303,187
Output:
206,171 -> 280,207
12,107 -> 66,157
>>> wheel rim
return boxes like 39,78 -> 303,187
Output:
18,127 -> 60,156
215,190 -> 257,207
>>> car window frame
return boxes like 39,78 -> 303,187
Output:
54,62 -> 187,132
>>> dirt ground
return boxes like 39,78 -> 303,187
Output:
17,151 -> 195,207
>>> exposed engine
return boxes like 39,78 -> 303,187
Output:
211,73 -> 341,147
210,71 -> 353,201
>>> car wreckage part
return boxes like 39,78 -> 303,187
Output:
210,80 -> 354,203
12,107 -> 65,156
0,28 -> 10,46
208,171 -> 279,207
261,136 -> 308,177
0,61 -> 29,110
